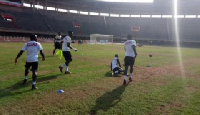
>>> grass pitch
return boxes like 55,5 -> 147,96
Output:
0,42 -> 200,114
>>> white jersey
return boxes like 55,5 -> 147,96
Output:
21,41 -> 43,62
55,35 -> 62,43
62,35 -> 71,51
124,40 -> 136,57
112,57 -> 118,70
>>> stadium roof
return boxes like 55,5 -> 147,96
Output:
96,0 -> 154,3
22,0 -> 200,14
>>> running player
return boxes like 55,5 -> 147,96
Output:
15,34 -> 45,90
123,34 -> 137,85
53,32 -> 62,55
59,31 -> 77,74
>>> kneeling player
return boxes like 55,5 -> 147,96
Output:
111,54 -> 124,76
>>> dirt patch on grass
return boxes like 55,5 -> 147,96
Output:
186,85 -> 199,93
153,102 -> 184,115
134,65 -> 181,81
135,58 -> 200,81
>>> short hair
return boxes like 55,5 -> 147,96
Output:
30,34 -> 36,40
68,31 -> 73,35
127,34 -> 132,40
115,54 -> 118,57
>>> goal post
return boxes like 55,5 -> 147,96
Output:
90,34 -> 113,44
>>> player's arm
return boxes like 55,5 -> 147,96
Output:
54,36 -> 57,43
40,50 -> 45,61
132,45 -> 137,57
111,63 -> 112,71
15,50 -> 24,65
60,41 -> 63,49
124,46 -> 126,51
67,42 -> 77,51
117,59 -> 121,67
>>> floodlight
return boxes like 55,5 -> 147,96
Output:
35,5 -> 43,9
58,8 -> 68,12
185,15 -> 196,18
69,10 -> 78,13
47,7 -> 55,11
152,15 -> 161,18
100,13 -> 109,16
23,3 -> 31,7
141,15 -> 151,18
80,11 -> 89,15
90,12 -> 99,15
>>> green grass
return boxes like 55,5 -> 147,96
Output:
0,42 -> 200,114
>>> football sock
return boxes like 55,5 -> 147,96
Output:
32,81 -> 36,85
66,66 -> 68,72
61,63 -> 66,67
130,73 -> 132,78
124,75 -> 127,80
24,76 -> 27,80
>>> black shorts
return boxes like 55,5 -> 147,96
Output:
54,42 -> 61,49
113,67 -> 121,72
63,51 -> 72,61
124,56 -> 135,67
113,67 -> 124,74
25,62 -> 38,71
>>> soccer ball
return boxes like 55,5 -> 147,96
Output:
149,53 -> 153,57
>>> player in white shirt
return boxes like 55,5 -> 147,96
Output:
53,32 -> 62,55
15,35 -> 45,90
59,31 -> 77,74
123,34 -> 137,85
111,54 -> 124,76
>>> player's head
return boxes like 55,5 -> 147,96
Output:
58,32 -> 61,35
115,54 -> 118,57
127,34 -> 132,40
30,34 -> 37,41
68,31 -> 73,38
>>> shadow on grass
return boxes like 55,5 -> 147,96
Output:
105,71 -> 121,77
0,73 -> 62,99
37,73 -> 62,82
90,85 -> 127,115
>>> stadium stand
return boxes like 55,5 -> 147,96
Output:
1,8 -> 200,41
0,0 -> 200,47
0,9 -> 15,29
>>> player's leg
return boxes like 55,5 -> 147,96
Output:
53,47 -> 56,55
59,51 -> 67,73
31,62 -> 38,90
53,49 -> 56,55
113,67 -> 118,74
65,58 -> 72,74
123,56 -> 129,85
118,67 -> 125,74
113,67 -> 123,74
124,66 -> 128,84
53,42 -> 56,55
129,57 -> 135,82
59,63 -> 65,73
54,42 -> 60,55
22,62 -> 31,85
63,51 -> 72,74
